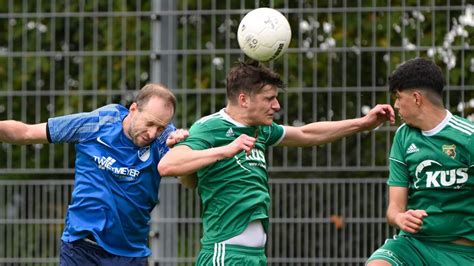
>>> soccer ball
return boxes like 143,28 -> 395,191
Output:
237,8 -> 292,61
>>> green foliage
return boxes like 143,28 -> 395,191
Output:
0,1 -> 473,177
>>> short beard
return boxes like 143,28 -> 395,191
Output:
128,118 -> 140,146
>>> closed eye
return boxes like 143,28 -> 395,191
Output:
267,96 -> 276,101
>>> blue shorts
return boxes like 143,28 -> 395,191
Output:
60,239 -> 148,266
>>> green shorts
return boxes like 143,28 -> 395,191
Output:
367,235 -> 474,265
196,243 -> 266,266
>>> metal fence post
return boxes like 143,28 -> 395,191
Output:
151,1 -> 178,264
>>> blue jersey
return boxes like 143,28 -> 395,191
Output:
47,104 -> 174,257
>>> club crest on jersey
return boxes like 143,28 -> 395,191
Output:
442,144 -> 456,159
138,146 -> 151,162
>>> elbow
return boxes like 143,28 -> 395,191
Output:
158,161 -> 193,177
157,161 -> 176,177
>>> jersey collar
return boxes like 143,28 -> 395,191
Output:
219,108 -> 247,127
422,110 -> 452,136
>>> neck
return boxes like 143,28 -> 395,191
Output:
417,107 -> 447,131
225,104 -> 251,126
122,115 -> 132,139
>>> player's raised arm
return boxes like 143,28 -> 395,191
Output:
158,133 -> 257,177
279,104 -> 395,147
0,121 -> 48,145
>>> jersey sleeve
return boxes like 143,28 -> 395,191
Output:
388,128 -> 410,187
48,113 -> 94,143
153,124 -> 176,160
261,122 -> 285,147
47,104 -> 123,144
175,122 -> 213,150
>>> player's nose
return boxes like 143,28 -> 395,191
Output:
393,99 -> 400,110
148,127 -> 159,139
272,99 -> 280,111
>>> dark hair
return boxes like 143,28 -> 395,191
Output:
388,58 -> 445,100
226,60 -> 284,103
135,83 -> 176,113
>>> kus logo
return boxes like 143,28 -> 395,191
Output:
245,149 -> 267,169
414,160 -> 468,189
234,149 -> 267,172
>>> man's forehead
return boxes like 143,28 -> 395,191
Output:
143,111 -> 172,125
141,99 -> 174,124
260,84 -> 278,94
394,89 -> 407,96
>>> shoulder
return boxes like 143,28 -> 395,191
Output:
47,104 -> 126,143
393,123 -> 418,139
394,123 -> 408,134
447,115 -> 474,136
194,112 -> 224,126
154,124 -> 176,144
60,104 -> 126,124
391,123 -> 419,150
258,122 -> 285,146
150,124 -> 176,156
258,123 -> 284,135
190,112 -> 224,132
95,104 -> 128,121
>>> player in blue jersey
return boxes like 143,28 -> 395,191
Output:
0,84 -> 186,265
367,58 -> 474,265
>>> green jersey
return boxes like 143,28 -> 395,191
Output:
177,109 -> 285,244
388,111 -> 474,242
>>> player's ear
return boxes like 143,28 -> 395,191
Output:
413,90 -> 423,106
129,102 -> 139,113
239,93 -> 249,108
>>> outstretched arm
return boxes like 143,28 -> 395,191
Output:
279,104 -> 395,147
158,133 -> 257,177
0,121 -> 48,145
386,186 -> 427,234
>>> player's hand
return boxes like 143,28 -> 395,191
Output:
362,104 -> 396,130
166,129 -> 189,148
394,209 -> 428,234
223,134 -> 256,157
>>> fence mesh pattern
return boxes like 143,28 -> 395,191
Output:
0,179 -> 397,265
0,0 -> 473,265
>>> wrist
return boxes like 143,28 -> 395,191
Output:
394,212 -> 405,228
388,211 -> 401,227
213,146 -> 233,160
357,116 -> 370,131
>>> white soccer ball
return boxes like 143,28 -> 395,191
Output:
237,8 -> 292,61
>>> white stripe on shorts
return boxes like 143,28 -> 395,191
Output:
213,243 -> 226,266
221,243 -> 225,266
213,243 -> 218,266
